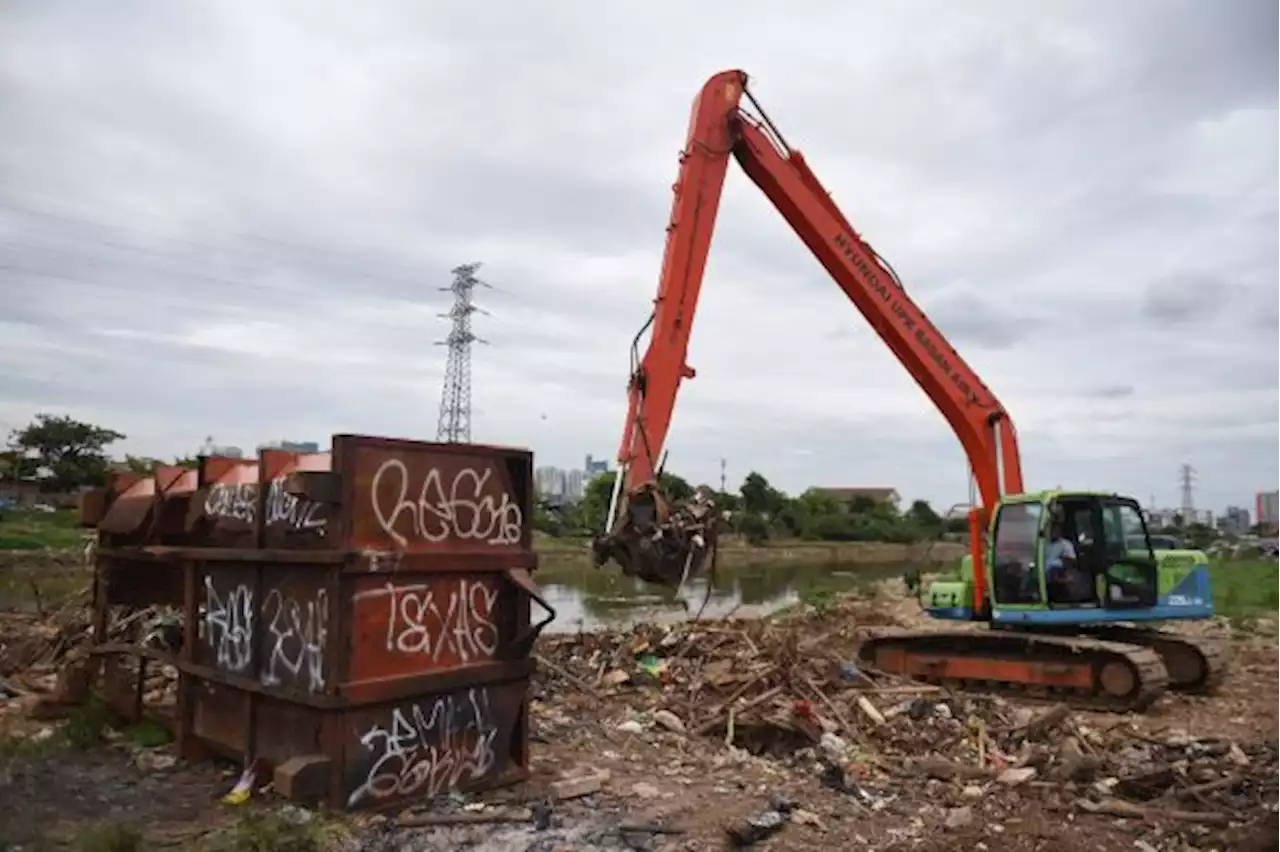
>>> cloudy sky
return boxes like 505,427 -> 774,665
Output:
1,1 -> 1276,514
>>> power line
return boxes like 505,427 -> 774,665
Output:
436,263 -> 490,443
0,183 -> 435,288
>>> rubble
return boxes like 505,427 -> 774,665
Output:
534,595 -> 1280,848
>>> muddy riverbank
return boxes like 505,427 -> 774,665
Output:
536,537 -> 966,568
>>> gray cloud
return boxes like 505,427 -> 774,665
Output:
1088,384 -> 1136,401
0,0 -> 1275,514
1141,273 -> 1235,325
923,286 -> 1035,350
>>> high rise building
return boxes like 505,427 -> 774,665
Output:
534,466 -> 568,500
1221,506 -> 1251,536
1256,491 -> 1279,532
565,469 -> 586,502
584,454 -> 610,479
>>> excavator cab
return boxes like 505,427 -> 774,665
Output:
991,494 -> 1159,611
925,490 -> 1214,627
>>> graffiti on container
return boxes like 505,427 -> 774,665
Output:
261,588 -> 328,692
265,475 -> 327,534
202,577 -> 254,673
346,688 -> 498,807
354,579 -> 500,664
201,577 -> 328,690
370,460 -> 522,547
205,482 -> 257,524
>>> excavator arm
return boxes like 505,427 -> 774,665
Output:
596,69 -> 1024,615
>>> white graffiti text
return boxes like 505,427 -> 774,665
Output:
371,461 -> 522,546
354,579 -> 499,664
261,588 -> 328,692
265,475 -> 327,534
202,578 -> 254,673
346,689 -> 497,806
205,483 -> 257,525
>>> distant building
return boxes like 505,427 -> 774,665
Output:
565,469 -> 586,502
535,466 -> 567,501
812,487 -> 902,511
584,454 -> 610,479
1146,507 -> 1214,529
1220,506 -> 1251,536
1257,491 -> 1279,533
259,440 -> 321,453
199,436 -> 243,458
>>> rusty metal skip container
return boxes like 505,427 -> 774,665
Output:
80,434 -> 553,811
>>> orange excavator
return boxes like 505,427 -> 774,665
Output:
591,70 -> 1223,711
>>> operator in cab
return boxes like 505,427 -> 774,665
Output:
1045,519 -> 1084,602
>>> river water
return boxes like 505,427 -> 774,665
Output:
535,560 -> 909,633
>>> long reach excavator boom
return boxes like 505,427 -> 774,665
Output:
596,69 -> 1020,609
592,70 -> 1225,713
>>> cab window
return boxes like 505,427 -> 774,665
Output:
1104,503 -> 1152,560
992,502 -> 1043,603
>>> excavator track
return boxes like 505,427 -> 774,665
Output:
857,630 -> 1169,712
1072,627 -> 1228,694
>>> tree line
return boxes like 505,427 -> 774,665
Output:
536,469 -> 968,544
0,414 -> 193,493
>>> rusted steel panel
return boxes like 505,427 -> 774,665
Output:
79,433 -> 542,811
254,698 -> 325,765
97,473 -> 157,540
260,449 -> 333,549
192,681 -> 250,756
256,568 -> 331,695
337,435 -> 533,556
192,457 -> 260,548
153,465 -> 199,543
102,558 -> 184,608
196,563 -> 331,695
195,562 -> 258,678
341,678 -> 529,810
348,573 -> 506,683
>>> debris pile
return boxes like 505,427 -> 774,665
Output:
1,601 -> 181,727
0,603 -> 92,686
536,599 -> 1279,847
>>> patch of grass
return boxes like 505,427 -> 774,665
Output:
74,822 -> 144,852
0,728 -> 64,771
121,719 -> 174,749
62,694 -> 118,751
0,507 -> 86,550
200,809 -> 343,852
1209,557 -> 1278,625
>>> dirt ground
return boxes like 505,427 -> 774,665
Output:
1,584 -> 1276,852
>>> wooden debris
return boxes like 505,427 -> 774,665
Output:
549,769 -> 611,801
855,695 -> 885,726
1077,797 -> 1232,827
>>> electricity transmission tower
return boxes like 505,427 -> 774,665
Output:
435,262 -> 489,443
1178,463 -> 1196,521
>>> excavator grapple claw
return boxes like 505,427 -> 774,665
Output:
595,487 -> 722,588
